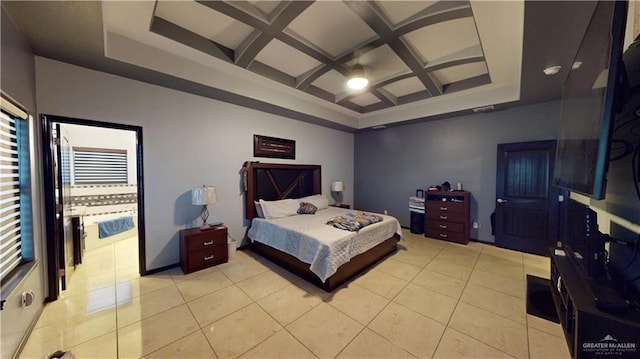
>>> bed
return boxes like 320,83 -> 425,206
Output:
243,162 -> 402,291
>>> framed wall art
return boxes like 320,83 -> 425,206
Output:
253,134 -> 295,159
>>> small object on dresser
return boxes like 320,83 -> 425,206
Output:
331,203 -> 350,209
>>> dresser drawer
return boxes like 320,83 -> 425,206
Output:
187,246 -> 228,271
425,211 -> 465,223
426,221 -> 463,233
186,230 -> 227,252
425,201 -> 465,214
425,229 -> 466,243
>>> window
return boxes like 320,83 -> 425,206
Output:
0,97 -> 29,281
73,147 -> 128,184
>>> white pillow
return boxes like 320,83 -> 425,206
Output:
298,194 -> 329,210
254,201 -> 265,218
259,198 -> 299,219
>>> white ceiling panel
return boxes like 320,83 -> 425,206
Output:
255,39 -> 322,77
285,1 -> 378,57
246,1 -> 284,20
377,1 -> 438,26
155,1 -> 254,50
350,92 -> 381,107
404,17 -> 481,63
382,77 -> 426,98
355,45 -> 411,83
313,69 -> 349,94
432,62 -> 488,85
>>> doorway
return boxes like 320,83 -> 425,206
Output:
495,140 -> 560,256
42,115 -> 146,301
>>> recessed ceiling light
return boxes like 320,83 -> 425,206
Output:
571,61 -> 583,70
543,66 -> 562,76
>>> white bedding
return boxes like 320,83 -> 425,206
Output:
247,207 -> 403,282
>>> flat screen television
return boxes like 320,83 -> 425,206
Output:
553,1 -> 628,200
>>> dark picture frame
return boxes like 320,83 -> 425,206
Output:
253,134 -> 295,159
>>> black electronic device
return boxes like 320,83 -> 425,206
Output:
553,1 -> 628,200
562,198 -> 606,279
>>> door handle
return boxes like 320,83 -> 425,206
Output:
497,198 -> 508,203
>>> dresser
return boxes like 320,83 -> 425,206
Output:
179,225 -> 228,274
424,191 -> 470,244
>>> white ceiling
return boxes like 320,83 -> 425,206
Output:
100,0 -> 524,130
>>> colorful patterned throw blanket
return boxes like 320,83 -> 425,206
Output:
326,211 -> 383,231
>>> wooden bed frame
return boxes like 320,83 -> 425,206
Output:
243,161 -> 400,291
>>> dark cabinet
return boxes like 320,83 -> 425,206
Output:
424,191 -> 470,244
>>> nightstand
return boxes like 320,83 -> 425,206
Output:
330,204 -> 351,209
179,225 -> 228,274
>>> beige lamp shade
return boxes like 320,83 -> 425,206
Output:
331,181 -> 344,192
192,186 -> 216,205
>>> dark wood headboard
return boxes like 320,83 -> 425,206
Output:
243,162 -> 321,219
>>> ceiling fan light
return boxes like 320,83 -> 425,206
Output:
347,64 -> 369,90
347,76 -> 369,90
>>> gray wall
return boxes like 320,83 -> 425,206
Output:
1,7 -> 47,359
34,57 -> 355,271
354,101 -> 561,243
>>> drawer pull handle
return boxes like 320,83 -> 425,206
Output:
440,216 -> 448,220
203,241 -> 214,246
204,255 -> 214,261
439,224 -> 448,229
440,207 -> 448,211
439,233 -> 448,238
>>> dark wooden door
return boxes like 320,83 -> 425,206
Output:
495,140 -> 560,256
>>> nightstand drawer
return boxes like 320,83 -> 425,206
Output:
187,246 -> 227,270
186,229 -> 227,252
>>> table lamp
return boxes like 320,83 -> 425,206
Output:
331,180 -> 344,206
192,185 -> 216,230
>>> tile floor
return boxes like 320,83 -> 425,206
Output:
19,230 -> 571,359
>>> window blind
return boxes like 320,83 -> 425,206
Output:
0,110 -> 22,280
73,148 -> 127,184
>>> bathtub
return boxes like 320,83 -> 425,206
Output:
84,214 -> 138,251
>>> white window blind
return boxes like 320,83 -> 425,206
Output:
73,147 -> 127,184
0,109 -> 23,280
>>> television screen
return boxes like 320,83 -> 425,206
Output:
553,1 -> 628,199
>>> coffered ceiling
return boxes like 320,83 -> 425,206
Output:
1,1 -> 602,131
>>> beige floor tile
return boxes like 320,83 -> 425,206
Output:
187,285 -> 254,327
236,269 -> 296,301
475,253 -> 524,280
116,284 -> 185,328
117,305 -> 199,358
337,328 -> 416,359
368,302 -> 445,358
525,264 -> 550,279
411,268 -> 467,299
373,258 -> 422,281
240,329 -> 315,359
176,270 -> 234,302
168,264 -> 220,284
257,284 -> 323,325
469,269 -> 525,298
143,330 -> 217,359
433,328 -> 515,359
25,307 -> 116,353
481,245 -> 524,263
449,302 -> 528,359
527,314 -> 564,338
528,327 -> 571,359
352,269 -> 408,299
35,287 -> 115,328
62,271 -> 116,298
393,283 -> 457,325
326,284 -> 389,325
436,245 -> 480,268
287,303 -> 363,358
67,330 -> 118,358
218,257 -> 270,283
460,283 -> 526,324
119,272 -> 176,298
425,258 -> 474,281
203,303 -> 282,358
388,246 -> 436,268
